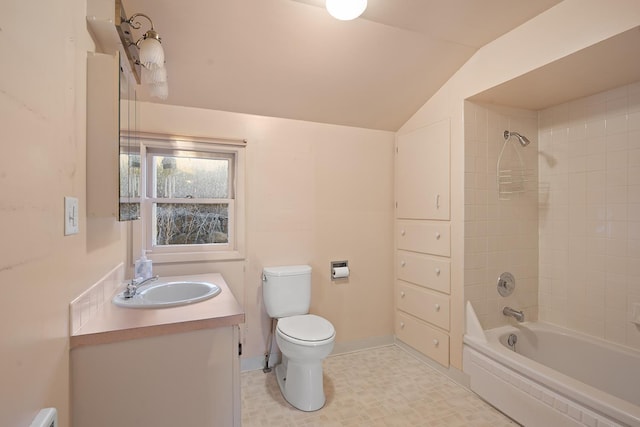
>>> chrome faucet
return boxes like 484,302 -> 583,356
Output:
123,275 -> 159,299
503,306 -> 525,322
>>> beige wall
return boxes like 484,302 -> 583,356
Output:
400,0 -> 640,368
135,101 -> 396,363
464,102 -> 539,329
0,1 -> 128,427
538,82 -> 640,348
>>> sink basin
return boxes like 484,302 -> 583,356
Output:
113,281 -> 221,309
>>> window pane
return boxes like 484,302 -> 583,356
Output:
153,155 -> 229,199
119,202 -> 140,221
119,153 -> 141,198
154,203 -> 228,245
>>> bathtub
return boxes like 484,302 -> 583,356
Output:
463,303 -> 640,427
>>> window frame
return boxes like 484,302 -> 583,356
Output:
133,132 -> 246,263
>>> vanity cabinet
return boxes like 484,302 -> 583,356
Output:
70,272 -> 244,427
394,119 -> 452,367
72,327 -> 240,427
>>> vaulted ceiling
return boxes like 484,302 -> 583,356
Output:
122,0 -> 562,130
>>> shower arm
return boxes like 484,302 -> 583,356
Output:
503,130 -> 531,147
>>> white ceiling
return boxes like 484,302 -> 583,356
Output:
122,0 -> 562,131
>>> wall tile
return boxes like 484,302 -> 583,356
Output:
543,80 -> 640,347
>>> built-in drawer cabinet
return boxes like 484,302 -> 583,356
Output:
397,220 -> 450,257
396,250 -> 450,294
396,281 -> 450,331
396,311 -> 449,367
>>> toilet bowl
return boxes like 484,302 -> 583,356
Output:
274,314 -> 335,411
262,265 -> 336,411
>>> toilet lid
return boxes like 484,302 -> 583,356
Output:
277,314 -> 335,342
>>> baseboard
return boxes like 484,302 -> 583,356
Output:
331,335 -> 395,356
240,335 -> 395,372
395,339 -> 470,388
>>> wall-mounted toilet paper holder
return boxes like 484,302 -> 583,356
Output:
330,260 -> 349,280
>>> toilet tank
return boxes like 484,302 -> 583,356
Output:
262,265 -> 312,318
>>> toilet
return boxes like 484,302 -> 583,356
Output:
262,265 -> 335,411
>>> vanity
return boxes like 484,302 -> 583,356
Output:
70,270 -> 244,427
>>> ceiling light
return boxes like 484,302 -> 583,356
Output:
326,0 -> 367,21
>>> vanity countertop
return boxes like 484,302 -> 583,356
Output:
70,273 -> 245,349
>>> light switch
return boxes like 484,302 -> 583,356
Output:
64,196 -> 79,235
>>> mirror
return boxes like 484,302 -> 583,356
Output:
119,61 -> 141,221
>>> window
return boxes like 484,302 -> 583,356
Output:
137,134 -> 245,263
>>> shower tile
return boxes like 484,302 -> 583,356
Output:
629,111 -> 640,131
606,114 -> 628,135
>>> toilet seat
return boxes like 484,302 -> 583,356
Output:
277,314 -> 335,344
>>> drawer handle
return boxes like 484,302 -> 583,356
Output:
400,229 -> 406,236
433,339 -> 439,347
435,268 -> 441,276
436,194 -> 440,209
435,232 -> 441,240
400,291 -> 405,298
400,322 -> 405,329
434,303 -> 440,311
400,261 -> 406,267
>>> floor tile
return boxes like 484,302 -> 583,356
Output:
241,345 -> 519,426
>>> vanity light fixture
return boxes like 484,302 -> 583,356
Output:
121,11 -> 169,99
325,0 -> 367,21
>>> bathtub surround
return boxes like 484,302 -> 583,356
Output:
538,82 -> 640,349
464,102 -> 539,329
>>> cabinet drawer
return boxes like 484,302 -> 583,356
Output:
397,281 -> 450,331
396,251 -> 450,294
397,221 -> 450,256
396,311 -> 449,367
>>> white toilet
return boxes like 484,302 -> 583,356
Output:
262,265 -> 335,411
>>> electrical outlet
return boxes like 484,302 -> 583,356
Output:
64,197 -> 79,235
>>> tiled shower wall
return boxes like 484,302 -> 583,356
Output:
464,102 -> 539,329
538,82 -> 640,349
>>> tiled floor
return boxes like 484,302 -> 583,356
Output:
241,345 -> 519,426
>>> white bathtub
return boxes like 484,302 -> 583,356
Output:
463,303 -> 640,427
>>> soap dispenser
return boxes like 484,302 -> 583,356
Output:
134,251 -> 153,280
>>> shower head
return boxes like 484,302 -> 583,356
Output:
504,130 -> 531,147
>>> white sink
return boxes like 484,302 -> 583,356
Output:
113,280 -> 221,309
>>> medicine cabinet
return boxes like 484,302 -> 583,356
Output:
86,0 -> 141,221
119,62 -> 140,221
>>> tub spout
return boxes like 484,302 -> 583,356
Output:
503,306 -> 525,322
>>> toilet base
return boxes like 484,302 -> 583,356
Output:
275,356 -> 326,412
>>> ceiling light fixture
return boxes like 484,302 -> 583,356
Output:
122,12 -> 168,99
325,0 -> 367,21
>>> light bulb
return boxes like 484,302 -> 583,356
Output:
326,0 -> 367,21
